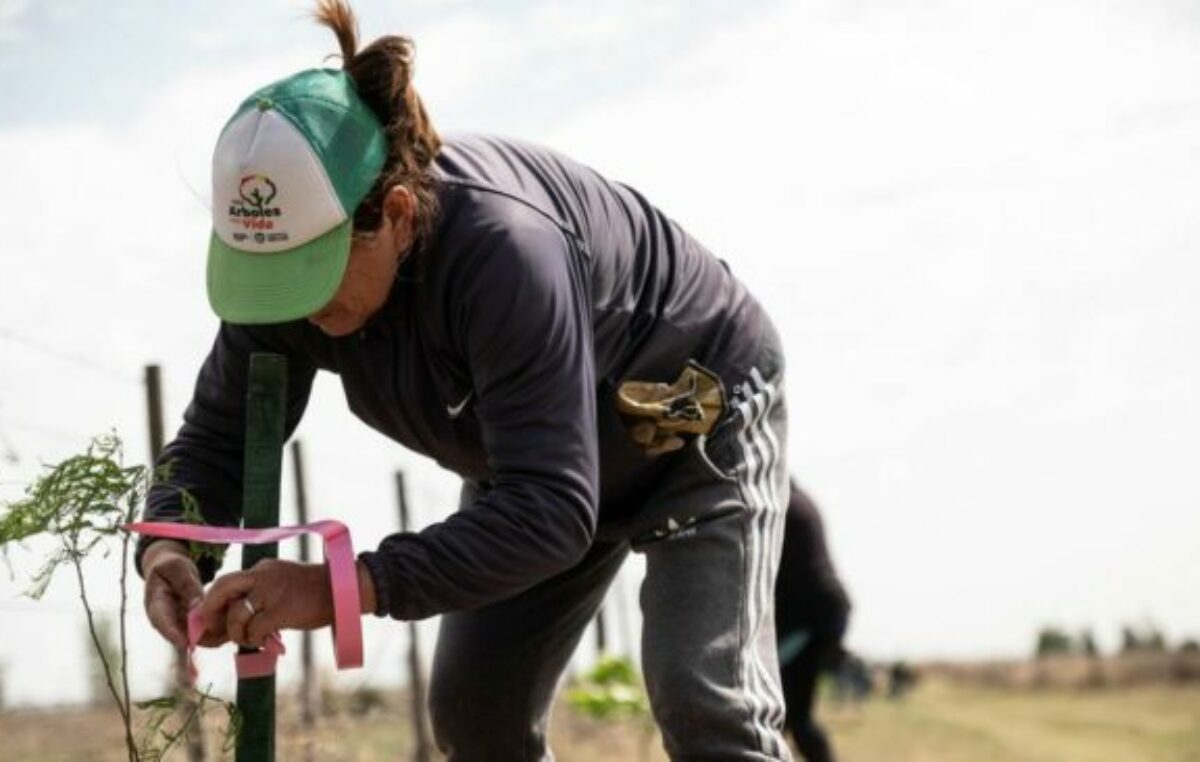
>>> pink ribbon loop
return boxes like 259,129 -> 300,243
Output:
127,519 -> 364,683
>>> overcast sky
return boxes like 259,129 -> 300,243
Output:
1,0 -> 1198,707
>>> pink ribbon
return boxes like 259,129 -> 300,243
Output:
126,519 -> 364,683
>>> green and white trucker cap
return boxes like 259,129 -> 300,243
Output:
208,69 -> 387,324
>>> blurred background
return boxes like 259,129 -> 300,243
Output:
0,0 -> 1198,759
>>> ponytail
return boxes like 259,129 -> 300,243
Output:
313,0 -> 442,243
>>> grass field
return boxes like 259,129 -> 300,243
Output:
2,678 -> 1198,760
826,680 -> 1200,762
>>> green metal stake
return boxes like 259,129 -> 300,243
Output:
236,353 -> 287,762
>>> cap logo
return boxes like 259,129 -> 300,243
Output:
225,174 -> 282,231
238,174 -> 277,211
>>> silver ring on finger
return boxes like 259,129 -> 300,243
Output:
243,597 -> 258,617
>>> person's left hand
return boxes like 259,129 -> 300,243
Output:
195,559 -> 333,649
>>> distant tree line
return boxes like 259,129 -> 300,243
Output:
1035,621 -> 1199,659
1035,627 -> 1098,658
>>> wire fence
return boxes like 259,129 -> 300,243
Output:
0,326 -> 141,387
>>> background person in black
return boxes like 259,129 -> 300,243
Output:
775,481 -> 852,762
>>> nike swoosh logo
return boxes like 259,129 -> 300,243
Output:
446,391 -> 474,419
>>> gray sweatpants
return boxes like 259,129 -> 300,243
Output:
430,364 -> 791,761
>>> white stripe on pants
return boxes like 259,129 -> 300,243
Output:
734,370 -> 789,759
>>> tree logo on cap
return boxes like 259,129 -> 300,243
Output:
234,174 -> 278,214
228,174 -> 283,237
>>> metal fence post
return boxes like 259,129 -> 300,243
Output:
235,353 -> 287,762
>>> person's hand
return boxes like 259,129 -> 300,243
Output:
195,559 -> 333,649
142,540 -> 204,650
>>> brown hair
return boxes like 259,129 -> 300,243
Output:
313,0 -> 442,244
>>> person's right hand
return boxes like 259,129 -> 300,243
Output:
142,540 -> 204,649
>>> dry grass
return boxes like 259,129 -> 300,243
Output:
827,679 -> 1200,762
3,675 -> 1200,761
0,696 -> 665,762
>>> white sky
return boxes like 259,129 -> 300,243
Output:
1,0 -> 1198,707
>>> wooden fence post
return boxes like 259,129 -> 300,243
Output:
596,607 -> 608,655
145,364 -> 206,762
395,471 -> 432,762
290,440 -> 317,761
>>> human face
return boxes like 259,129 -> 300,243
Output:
307,187 -> 415,337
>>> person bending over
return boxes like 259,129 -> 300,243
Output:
140,2 -> 795,759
